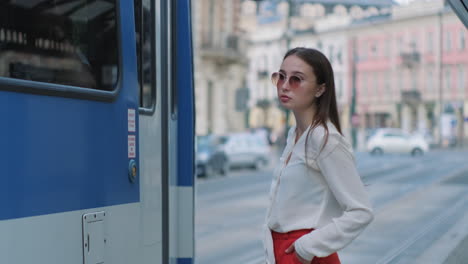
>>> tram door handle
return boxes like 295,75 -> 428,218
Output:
83,212 -> 106,264
87,234 -> 90,252
170,65 -> 177,120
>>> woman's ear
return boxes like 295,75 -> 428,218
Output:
315,84 -> 326,98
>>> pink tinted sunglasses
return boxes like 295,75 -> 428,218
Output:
271,72 -> 302,89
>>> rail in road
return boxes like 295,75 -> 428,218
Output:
195,149 -> 468,264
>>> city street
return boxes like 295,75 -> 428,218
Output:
195,148 -> 468,264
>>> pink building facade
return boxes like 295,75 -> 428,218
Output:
348,7 -> 468,145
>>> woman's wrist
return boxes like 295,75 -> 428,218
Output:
294,238 -> 315,261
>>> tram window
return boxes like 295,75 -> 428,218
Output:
0,1 -> 118,90
135,0 -> 156,109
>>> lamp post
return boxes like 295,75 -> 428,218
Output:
350,37 -> 358,150
284,0 -> 294,140
438,10 -> 443,147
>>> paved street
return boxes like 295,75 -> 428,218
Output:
195,148 -> 468,264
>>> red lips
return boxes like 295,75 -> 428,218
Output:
280,95 -> 291,103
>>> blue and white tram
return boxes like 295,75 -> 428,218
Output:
0,0 -> 194,263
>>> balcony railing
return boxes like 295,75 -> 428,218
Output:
401,90 -> 421,106
400,51 -> 420,68
199,34 -> 247,65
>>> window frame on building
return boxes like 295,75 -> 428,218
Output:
445,30 -> 452,52
458,65 -> 465,96
426,31 -> 434,53
426,67 -> 434,94
459,29 -> 466,50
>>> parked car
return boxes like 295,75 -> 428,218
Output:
219,132 -> 270,170
366,128 -> 429,156
196,135 -> 229,178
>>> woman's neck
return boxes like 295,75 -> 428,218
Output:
293,106 -> 317,137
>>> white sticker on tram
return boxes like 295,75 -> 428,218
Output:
128,135 -> 136,158
128,108 -> 136,132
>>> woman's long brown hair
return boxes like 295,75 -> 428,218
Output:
283,47 -> 342,162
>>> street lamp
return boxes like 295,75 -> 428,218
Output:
438,10 -> 443,147
283,0 -> 294,140
350,37 -> 359,150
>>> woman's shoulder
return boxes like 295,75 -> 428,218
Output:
307,122 -> 353,158
307,121 -> 341,144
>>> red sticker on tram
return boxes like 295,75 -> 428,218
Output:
128,135 -> 136,158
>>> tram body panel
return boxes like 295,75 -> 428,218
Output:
0,204 -> 143,264
0,0 -> 194,263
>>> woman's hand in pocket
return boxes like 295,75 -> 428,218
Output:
285,243 -> 310,264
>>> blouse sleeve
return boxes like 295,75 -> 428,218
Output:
294,133 -> 374,261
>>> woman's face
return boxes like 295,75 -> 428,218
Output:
274,55 -> 324,112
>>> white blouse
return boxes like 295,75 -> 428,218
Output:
263,122 -> 374,263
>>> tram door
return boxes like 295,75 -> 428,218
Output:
136,0 -> 195,263
135,0 -> 164,263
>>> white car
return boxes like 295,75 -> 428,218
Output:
366,128 -> 429,156
219,133 -> 270,169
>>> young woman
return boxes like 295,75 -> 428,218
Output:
263,47 -> 374,264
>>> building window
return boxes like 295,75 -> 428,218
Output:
460,29 -> 466,51
0,0 -> 119,90
410,34 -> 418,53
385,39 -> 390,57
398,70 -> 404,92
427,32 -> 433,53
427,68 -> 433,92
445,31 -> 452,52
373,73 -> 378,99
385,72 -> 391,98
208,0 -> 215,46
458,65 -> 465,95
412,71 -> 418,91
361,74 -> 367,100
360,42 -> 367,61
398,36 -> 404,54
336,76 -> 343,99
411,41 -> 418,54
207,80 -> 214,133
371,42 -> 377,57
337,48 -> 342,65
444,68 -> 451,91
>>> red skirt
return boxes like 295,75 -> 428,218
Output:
271,229 -> 341,264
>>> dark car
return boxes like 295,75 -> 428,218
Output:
196,135 -> 229,178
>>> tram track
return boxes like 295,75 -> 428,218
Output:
372,162 -> 468,212
196,150 -> 468,264
375,190 -> 468,264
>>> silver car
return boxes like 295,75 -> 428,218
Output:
219,133 -> 270,170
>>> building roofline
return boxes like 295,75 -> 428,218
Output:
347,5 -> 453,30
248,5 -> 454,44
294,0 -> 395,7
